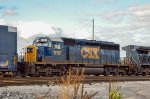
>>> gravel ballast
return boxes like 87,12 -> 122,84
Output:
0,81 -> 150,99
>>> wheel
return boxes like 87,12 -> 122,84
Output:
12,71 -> 18,77
35,71 -> 39,77
103,70 -> 110,76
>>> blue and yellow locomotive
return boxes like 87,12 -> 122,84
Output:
20,36 -> 120,76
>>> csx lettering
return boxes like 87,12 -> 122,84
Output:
81,47 -> 99,59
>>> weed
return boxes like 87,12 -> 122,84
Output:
57,68 -> 98,99
109,78 -> 122,99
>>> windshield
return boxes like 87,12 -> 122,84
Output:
36,43 -> 48,46
35,37 -> 48,46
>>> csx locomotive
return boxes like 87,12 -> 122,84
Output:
0,25 -> 150,77
0,25 -> 17,76
19,36 -> 120,76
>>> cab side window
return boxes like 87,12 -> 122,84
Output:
49,42 -> 52,47
54,44 -> 61,49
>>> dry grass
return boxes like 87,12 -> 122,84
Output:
36,69 -> 98,99
57,69 -> 98,99
37,69 -> 123,99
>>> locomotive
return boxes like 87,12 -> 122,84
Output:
19,36 -> 120,76
0,25 -> 150,77
0,25 -> 17,76
19,37 -> 150,76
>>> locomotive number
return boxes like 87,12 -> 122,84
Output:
54,50 -> 62,55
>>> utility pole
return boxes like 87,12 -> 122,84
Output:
92,18 -> 94,40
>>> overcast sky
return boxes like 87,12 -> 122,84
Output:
0,0 -> 150,56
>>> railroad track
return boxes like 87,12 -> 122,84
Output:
0,76 -> 150,87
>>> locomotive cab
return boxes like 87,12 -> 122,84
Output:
33,37 -> 51,63
20,37 -> 65,76
21,37 -> 50,63
24,45 -> 37,63
32,37 -> 64,63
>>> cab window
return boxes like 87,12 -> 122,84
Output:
49,42 -> 52,47
36,38 -> 48,46
37,43 -> 48,46
54,44 -> 61,49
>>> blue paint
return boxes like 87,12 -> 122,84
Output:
0,25 -> 17,72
